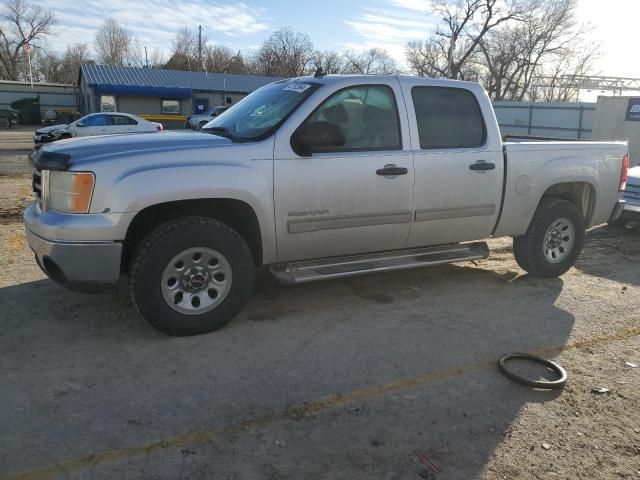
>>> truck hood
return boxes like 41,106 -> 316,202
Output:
32,131 -> 233,171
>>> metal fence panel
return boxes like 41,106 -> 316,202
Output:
493,101 -> 596,139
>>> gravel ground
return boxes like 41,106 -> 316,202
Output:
1,128 -> 639,479
0,127 -> 35,176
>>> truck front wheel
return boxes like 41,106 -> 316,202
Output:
513,198 -> 585,278
129,217 -> 255,336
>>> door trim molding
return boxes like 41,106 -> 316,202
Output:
288,211 -> 413,234
414,204 -> 496,222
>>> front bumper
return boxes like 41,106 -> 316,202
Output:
33,132 -> 56,144
24,203 -> 123,292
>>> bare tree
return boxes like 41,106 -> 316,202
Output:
94,18 -> 133,66
166,27 -> 197,70
343,48 -> 399,75
531,46 -> 600,102
203,45 -> 246,74
32,49 -> 59,82
59,43 -> 90,83
406,0 -> 524,80
148,47 -> 166,68
31,43 -> 91,83
311,50 -> 346,74
0,0 -> 54,80
249,27 -> 314,77
478,0 -> 595,101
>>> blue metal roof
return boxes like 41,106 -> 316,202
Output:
81,64 -> 281,94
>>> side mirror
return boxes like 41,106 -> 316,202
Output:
76,122 -> 84,127
292,121 -> 346,157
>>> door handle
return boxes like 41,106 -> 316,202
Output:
469,161 -> 495,171
376,165 -> 408,176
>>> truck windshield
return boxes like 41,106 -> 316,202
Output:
202,80 -> 320,142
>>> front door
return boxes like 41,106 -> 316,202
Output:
73,113 -> 111,137
273,81 -> 414,263
400,81 -> 504,247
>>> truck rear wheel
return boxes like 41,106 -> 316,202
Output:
129,217 -> 255,336
513,198 -> 585,278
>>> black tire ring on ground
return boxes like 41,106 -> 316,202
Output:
498,353 -> 567,389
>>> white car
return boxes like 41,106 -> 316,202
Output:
34,112 -> 163,144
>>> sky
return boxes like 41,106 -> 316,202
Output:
34,0 -> 638,78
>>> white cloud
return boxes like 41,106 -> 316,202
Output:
35,0 -> 270,56
388,0 -> 432,11
341,2 -> 437,66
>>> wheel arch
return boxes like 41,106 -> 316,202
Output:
122,198 -> 263,272
538,181 -> 597,227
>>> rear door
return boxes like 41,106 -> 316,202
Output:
109,114 -> 138,134
400,81 -> 504,247
273,79 -> 414,262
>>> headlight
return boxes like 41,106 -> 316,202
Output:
45,171 -> 95,213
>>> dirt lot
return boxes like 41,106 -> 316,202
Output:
0,129 -> 639,479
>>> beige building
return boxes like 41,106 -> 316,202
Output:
592,96 -> 640,166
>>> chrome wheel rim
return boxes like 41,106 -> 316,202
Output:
543,218 -> 575,263
161,247 -> 232,315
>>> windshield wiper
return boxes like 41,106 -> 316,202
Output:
202,126 -> 235,140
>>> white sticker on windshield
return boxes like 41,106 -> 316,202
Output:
283,83 -> 311,93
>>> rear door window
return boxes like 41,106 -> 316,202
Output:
111,115 -> 138,125
412,86 -> 486,149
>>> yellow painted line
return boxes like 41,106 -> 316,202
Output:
3,326 -> 640,480
137,114 -> 187,121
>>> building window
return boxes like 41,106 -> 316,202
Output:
226,97 -> 232,105
100,95 -> 116,112
162,99 -> 180,114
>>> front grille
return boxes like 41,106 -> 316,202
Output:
32,168 -> 42,205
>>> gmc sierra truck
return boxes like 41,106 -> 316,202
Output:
25,74 -> 629,336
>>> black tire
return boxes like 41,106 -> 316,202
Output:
513,198 -> 585,278
129,216 -> 255,336
0,117 -> 10,129
198,121 -> 207,130
498,353 -> 567,389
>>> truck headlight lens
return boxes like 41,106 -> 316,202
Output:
46,171 -> 95,213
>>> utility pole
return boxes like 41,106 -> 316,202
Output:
198,25 -> 202,72
448,33 -> 456,80
24,43 -> 33,89
144,46 -> 148,68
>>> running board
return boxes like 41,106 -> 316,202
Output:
270,242 -> 490,285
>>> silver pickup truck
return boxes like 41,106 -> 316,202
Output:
25,74 -> 629,336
